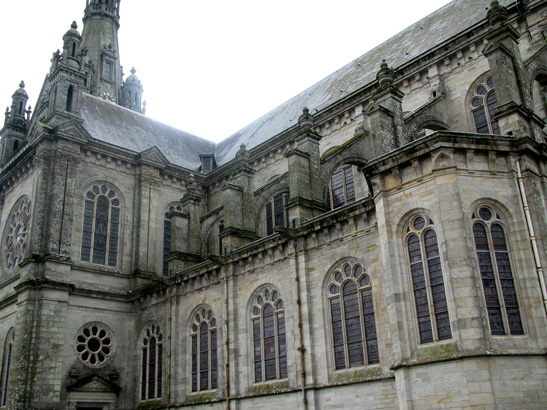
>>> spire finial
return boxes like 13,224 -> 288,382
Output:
19,81 -> 25,89
71,21 -> 78,30
130,67 -> 136,74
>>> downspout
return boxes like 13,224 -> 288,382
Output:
224,267 -> 231,410
293,243 -> 308,410
516,160 -> 547,316
167,287 -> 173,409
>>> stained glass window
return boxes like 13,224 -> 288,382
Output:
328,262 -> 379,369
406,215 -> 451,344
191,308 -> 218,392
141,324 -> 163,400
472,206 -> 523,335
471,76 -> 500,135
81,185 -> 121,267
266,193 -> 290,236
328,165 -> 356,209
251,287 -> 287,382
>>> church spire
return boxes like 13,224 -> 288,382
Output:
81,0 -> 123,103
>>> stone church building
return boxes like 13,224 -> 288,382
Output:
0,0 -> 546,408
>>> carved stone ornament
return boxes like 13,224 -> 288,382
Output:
4,197 -> 31,270
76,322 -> 115,368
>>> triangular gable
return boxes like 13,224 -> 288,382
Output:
138,146 -> 169,167
67,374 -> 121,393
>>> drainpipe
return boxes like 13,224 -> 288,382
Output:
293,243 -> 308,410
224,267 -> 231,410
516,160 -> 547,316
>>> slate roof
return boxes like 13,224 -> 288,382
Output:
214,0 -> 511,165
80,93 -> 216,170
79,0 -> 511,170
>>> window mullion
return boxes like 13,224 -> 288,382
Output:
340,292 -> 349,368
90,201 -> 97,262
207,326 -> 213,390
357,286 -> 367,364
274,312 -> 279,379
106,203 -> 112,262
260,315 -> 265,381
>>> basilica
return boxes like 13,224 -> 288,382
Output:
0,0 -> 546,408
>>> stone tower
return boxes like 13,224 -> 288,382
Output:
0,82 -> 30,164
81,0 -> 123,102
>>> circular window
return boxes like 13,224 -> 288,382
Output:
4,198 -> 31,270
76,322 -> 115,368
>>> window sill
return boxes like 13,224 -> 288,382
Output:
329,364 -> 382,385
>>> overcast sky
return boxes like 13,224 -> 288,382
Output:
0,0 -> 452,143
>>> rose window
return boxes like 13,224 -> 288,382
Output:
5,198 -> 31,270
76,323 -> 115,367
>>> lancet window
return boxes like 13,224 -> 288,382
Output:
190,307 -> 218,392
472,206 -> 523,335
251,287 -> 287,382
327,165 -> 355,209
470,76 -> 500,135
141,324 -> 163,400
327,262 -> 379,369
406,215 -> 451,344
81,184 -> 121,267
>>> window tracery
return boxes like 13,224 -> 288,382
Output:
4,197 -> 31,270
251,287 -> 287,382
81,184 -> 121,267
472,205 -> 523,335
470,76 -> 500,135
141,324 -> 163,400
406,214 -> 451,344
76,322 -> 114,368
190,307 -> 217,392
327,262 -> 379,369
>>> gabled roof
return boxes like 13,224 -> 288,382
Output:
214,0 -> 510,165
80,93 -> 216,170
80,0 -> 513,170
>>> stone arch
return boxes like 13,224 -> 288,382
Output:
407,115 -> 449,141
320,155 -> 368,208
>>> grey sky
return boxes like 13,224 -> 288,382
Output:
0,0 -> 452,142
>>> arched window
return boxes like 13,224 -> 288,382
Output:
470,76 -> 500,135
0,329 -> 14,406
472,206 -> 523,335
81,184 -> 121,267
406,215 -> 451,344
251,287 -> 287,382
190,307 -> 218,392
163,204 -> 181,276
327,262 -> 378,369
66,85 -> 74,112
12,140 -> 19,153
327,165 -> 355,209
265,193 -> 289,236
141,324 -> 163,400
